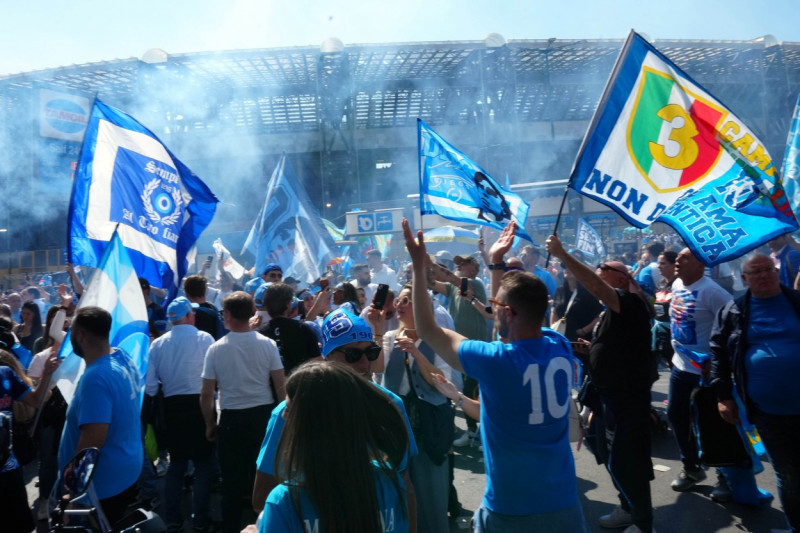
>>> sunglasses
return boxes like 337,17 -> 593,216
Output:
597,263 -> 628,275
395,296 -> 412,306
488,298 -> 507,308
336,343 -> 382,363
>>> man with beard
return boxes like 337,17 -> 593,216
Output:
57,306 -> 143,525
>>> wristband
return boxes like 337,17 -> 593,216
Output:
487,263 -> 506,271
471,297 -> 478,304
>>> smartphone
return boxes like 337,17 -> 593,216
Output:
460,277 -> 469,296
207,255 -> 213,262
319,278 -> 329,291
373,283 -> 390,310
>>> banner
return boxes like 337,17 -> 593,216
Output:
569,31 -> 797,266
54,230 -> 150,404
69,99 -> 219,301
576,218 -> 606,258
212,238 -> 246,280
242,154 -> 338,283
781,93 -> 800,217
418,119 -> 532,241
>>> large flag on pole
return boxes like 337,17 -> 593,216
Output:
69,99 -> 219,301
242,154 -> 338,283
418,119 -> 532,241
576,218 -> 606,259
569,31 -> 797,266
53,230 -> 150,404
781,93 -> 800,217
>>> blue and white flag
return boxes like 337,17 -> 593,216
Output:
242,154 -> 338,283
568,31 -> 796,266
418,119 -> 532,240
69,99 -> 218,301
781,93 -> 800,217
53,230 -> 150,404
576,218 -> 606,259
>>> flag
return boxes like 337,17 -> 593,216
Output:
569,31 -> 797,266
418,119 -> 532,240
576,218 -> 606,258
69,99 -> 219,301
242,154 -> 338,283
781,93 -> 800,217
53,230 -> 150,404
322,218 -> 346,241
212,238 -> 246,280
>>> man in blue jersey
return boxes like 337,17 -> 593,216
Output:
711,254 -> 800,532
251,308 -> 419,531
405,220 -> 587,532
57,306 -> 143,526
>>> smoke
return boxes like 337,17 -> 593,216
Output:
0,36 -> 793,268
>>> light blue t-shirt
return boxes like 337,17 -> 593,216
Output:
58,349 -> 143,499
260,465 -> 408,533
459,332 -> 579,516
533,265 -> 557,299
256,382 -> 418,475
745,293 -> 800,415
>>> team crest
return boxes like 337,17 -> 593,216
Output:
141,177 -> 183,227
627,67 -> 727,193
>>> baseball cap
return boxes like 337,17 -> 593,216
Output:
434,250 -> 453,262
262,263 -> 282,276
167,296 -> 196,322
366,249 -> 382,257
245,277 -> 266,294
254,282 -> 272,307
283,276 -> 300,285
321,308 -> 374,357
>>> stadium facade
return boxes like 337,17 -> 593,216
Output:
1,34 -> 798,271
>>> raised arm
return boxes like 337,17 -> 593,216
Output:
403,219 -> 466,373
546,233 -> 621,313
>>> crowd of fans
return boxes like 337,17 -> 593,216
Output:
1,224 -> 798,533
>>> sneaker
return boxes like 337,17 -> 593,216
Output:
670,467 -> 706,492
598,506 -> 633,528
710,472 -> 732,503
453,431 -> 476,447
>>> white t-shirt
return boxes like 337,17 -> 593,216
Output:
201,331 -> 283,409
670,276 -> 732,374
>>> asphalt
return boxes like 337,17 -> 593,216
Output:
26,369 -> 790,532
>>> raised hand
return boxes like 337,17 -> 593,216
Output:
488,220 -> 517,263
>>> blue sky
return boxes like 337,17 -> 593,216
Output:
1,0 -> 799,75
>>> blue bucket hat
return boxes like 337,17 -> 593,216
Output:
254,282 -> 272,307
321,308 -> 374,357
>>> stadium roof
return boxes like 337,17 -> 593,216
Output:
2,36 -> 798,135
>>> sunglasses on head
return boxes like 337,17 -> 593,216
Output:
336,343 -> 382,363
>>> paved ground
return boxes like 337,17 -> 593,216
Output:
26,369 -> 790,532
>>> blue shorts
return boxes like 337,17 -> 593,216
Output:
472,502 -> 588,533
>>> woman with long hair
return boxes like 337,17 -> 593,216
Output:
259,361 -> 409,533
14,301 -> 43,354
374,283 -> 454,533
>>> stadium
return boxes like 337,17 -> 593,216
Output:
1,34 -> 799,275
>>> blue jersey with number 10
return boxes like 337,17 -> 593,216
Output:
459,332 -> 578,516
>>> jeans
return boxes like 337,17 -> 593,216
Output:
601,387 -> 654,533
165,456 -> 212,529
667,367 -> 702,471
751,408 -> 800,532
37,423 -> 60,501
